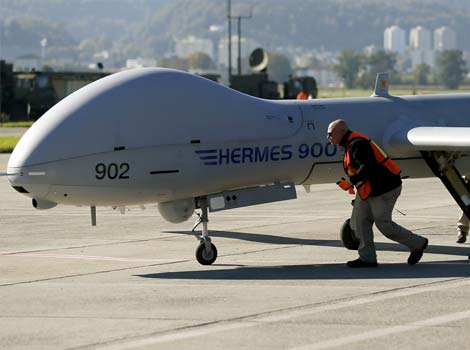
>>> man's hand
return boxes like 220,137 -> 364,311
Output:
336,178 -> 355,194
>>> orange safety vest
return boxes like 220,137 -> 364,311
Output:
343,132 -> 401,200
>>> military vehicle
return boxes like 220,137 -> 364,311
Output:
0,60 -> 108,121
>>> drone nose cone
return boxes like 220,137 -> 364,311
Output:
6,166 -> 24,191
7,158 -> 51,199
7,133 -> 33,189
7,119 -> 57,198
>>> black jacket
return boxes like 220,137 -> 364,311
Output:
340,130 -> 402,197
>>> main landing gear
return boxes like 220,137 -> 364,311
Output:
192,197 -> 218,265
421,151 -> 470,218
421,151 -> 470,260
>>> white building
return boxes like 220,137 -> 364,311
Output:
218,36 -> 259,68
384,25 -> 406,54
434,26 -> 457,51
363,45 -> 379,56
409,26 -> 434,69
175,36 -> 214,60
409,26 -> 432,50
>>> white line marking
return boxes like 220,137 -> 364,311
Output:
28,171 -> 46,176
290,309 -> 470,350
0,252 -> 181,263
92,278 -> 470,350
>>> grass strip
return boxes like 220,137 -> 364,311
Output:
0,136 -> 21,153
319,87 -> 470,98
0,121 -> 34,128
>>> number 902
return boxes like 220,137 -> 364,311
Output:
95,163 -> 130,180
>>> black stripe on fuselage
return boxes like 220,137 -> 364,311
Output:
150,170 -> 180,175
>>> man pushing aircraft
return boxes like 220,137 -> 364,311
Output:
328,119 -> 429,268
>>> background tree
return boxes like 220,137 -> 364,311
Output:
187,52 -> 216,70
436,50 -> 468,89
333,49 -> 362,89
413,63 -> 431,85
159,56 -> 188,71
357,50 -> 397,89
267,53 -> 293,82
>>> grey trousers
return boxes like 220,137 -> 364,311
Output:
457,211 -> 469,233
350,185 -> 426,263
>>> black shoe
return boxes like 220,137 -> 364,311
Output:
408,238 -> 428,265
347,258 -> 378,268
456,231 -> 467,244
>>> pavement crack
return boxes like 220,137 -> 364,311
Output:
0,260 -> 191,288
0,235 -> 186,255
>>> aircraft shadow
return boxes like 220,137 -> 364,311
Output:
136,261 -> 470,280
166,230 -> 470,257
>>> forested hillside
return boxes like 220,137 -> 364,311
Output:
137,0 -> 470,53
1,0 -> 470,60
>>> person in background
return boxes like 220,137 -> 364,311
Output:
456,211 -> 468,243
455,176 -> 470,243
296,90 -> 308,100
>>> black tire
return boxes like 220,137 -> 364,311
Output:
341,218 -> 360,250
195,242 -> 218,265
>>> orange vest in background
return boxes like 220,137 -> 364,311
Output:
343,131 -> 401,200
296,91 -> 308,100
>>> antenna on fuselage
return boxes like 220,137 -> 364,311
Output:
372,72 -> 390,97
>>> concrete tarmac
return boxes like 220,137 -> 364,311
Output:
0,127 -> 28,137
0,153 -> 469,350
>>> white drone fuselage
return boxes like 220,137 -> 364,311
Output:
7,68 -> 470,222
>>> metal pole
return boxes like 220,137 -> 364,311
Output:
237,17 -> 241,75
0,27 -> 3,116
227,0 -> 232,83
235,10 -> 252,78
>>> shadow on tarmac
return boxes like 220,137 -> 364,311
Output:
137,230 -> 470,280
137,261 -> 470,280
166,230 -> 470,257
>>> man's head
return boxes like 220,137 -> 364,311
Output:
327,119 -> 349,145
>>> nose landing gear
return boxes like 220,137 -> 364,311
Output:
192,197 -> 218,265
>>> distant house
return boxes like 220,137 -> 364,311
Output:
125,58 -> 157,69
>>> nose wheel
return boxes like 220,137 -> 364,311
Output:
192,197 -> 218,265
196,241 -> 218,265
